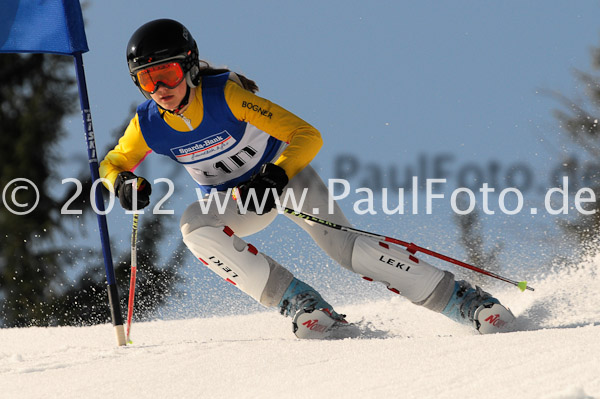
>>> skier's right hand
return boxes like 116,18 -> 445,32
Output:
114,171 -> 152,211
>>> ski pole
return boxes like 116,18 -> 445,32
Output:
283,208 -> 534,292
126,213 -> 139,344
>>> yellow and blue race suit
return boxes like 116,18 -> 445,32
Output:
100,72 -> 322,193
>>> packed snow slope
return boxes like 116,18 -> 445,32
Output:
2,253 -> 600,399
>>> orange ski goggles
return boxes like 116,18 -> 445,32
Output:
135,62 -> 185,93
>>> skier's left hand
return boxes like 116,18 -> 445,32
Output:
234,163 -> 288,214
114,171 -> 152,211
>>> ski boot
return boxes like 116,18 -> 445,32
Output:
278,277 -> 347,339
441,280 -> 515,334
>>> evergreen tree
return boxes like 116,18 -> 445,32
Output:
552,44 -> 600,247
0,53 -> 76,326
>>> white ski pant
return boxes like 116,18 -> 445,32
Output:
180,166 -> 456,311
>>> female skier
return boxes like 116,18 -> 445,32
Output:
100,19 -> 515,338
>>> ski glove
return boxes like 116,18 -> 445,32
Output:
234,163 -> 289,214
114,171 -> 152,211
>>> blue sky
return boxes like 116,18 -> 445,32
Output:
73,4 -> 599,201
75,1 -> 600,184
56,1 -> 600,307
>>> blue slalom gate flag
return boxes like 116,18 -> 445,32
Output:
0,0 -> 88,55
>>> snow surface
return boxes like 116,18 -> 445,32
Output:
1,254 -> 600,399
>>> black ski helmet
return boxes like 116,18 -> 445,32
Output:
126,19 -> 200,99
